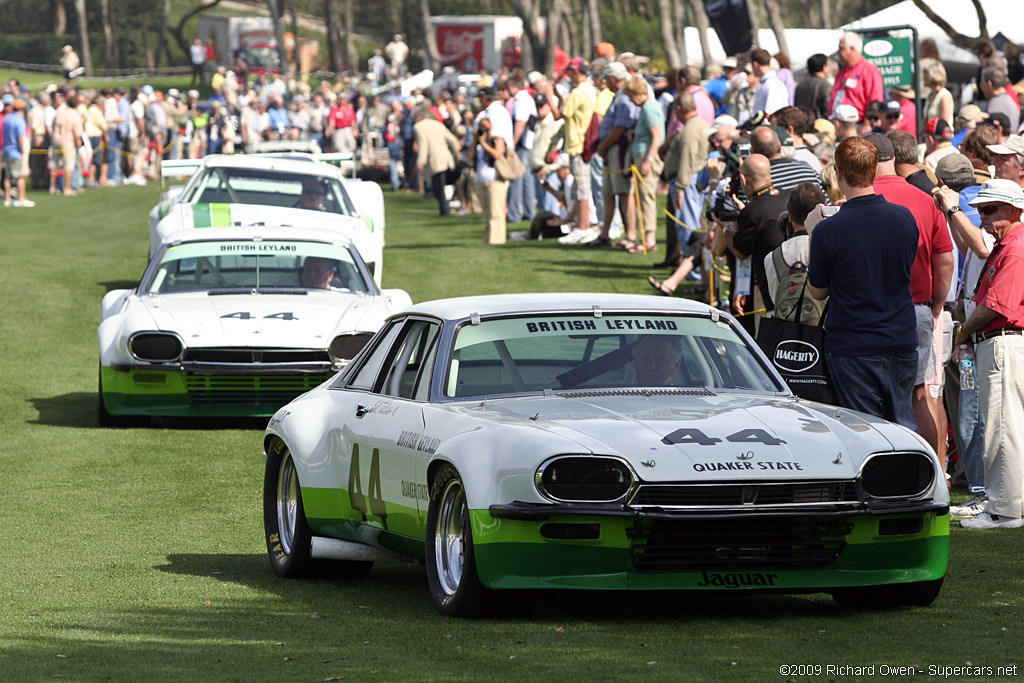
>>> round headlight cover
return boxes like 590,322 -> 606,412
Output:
128,332 -> 183,362
861,452 -> 935,498
537,456 -> 634,503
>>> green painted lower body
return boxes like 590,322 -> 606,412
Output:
469,510 -> 949,591
100,366 -> 331,417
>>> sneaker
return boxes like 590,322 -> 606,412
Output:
3,199 -> 11,207
14,199 -> 36,208
950,493 -> 988,519
509,230 -> 529,242
960,512 -> 1023,529
559,227 -> 598,244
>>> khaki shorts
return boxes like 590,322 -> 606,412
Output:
1,155 -> 27,179
915,305 -> 953,391
606,142 -> 633,196
570,155 -> 591,202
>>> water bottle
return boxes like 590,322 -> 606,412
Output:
959,345 -> 975,390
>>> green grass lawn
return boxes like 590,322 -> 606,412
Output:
0,180 -> 1020,682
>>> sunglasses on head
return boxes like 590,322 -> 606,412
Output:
977,204 -> 1003,216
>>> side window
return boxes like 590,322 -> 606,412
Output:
380,321 -> 439,399
348,321 -> 404,391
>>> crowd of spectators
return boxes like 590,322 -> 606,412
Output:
3,32 -> 1024,530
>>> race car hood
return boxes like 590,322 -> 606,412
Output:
456,393 -> 913,482
131,291 -> 380,348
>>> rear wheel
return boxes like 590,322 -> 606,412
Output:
263,437 -> 374,579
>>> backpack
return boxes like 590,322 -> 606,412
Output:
580,112 -> 601,162
770,248 -> 825,325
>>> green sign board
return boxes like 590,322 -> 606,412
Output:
863,36 -> 914,89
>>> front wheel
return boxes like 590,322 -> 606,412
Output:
425,465 -> 496,617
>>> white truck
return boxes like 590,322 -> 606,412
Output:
429,15 -> 525,73
197,14 -> 281,74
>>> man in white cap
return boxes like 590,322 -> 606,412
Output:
830,104 -> 859,140
987,134 -> 1024,189
954,179 -> 1024,529
60,44 -> 81,80
593,61 -> 639,249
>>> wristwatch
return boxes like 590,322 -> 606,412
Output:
946,205 -> 961,217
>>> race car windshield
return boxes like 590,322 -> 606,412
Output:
144,240 -> 371,295
445,314 -> 780,396
182,167 -> 356,216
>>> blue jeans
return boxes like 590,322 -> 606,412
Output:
506,146 -> 535,223
107,129 -> 124,182
958,379 -> 987,492
388,158 -> 401,190
827,351 -> 918,431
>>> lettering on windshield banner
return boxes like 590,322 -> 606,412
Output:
219,244 -> 298,252
523,319 -> 680,333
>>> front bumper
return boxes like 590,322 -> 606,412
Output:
100,365 -> 333,417
470,505 -> 949,591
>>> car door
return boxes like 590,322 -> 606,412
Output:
339,318 -> 440,540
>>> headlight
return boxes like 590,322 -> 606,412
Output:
860,452 -> 935,498
329,333 -> 374,364
128,332 -> 183,362
536,456 -> 634,503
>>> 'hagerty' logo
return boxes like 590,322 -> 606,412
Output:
773,340 -> 819,373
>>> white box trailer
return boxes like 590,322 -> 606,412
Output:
430,15 -> 526,73
197,14 -> 281,74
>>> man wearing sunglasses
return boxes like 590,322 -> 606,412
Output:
297,179 -> 326,211
953,179 -> 1024,529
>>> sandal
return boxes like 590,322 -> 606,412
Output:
629,243 -> 657,254
647,276 -> 675,296
584,236 -> 612,247
613,238 -> 638,251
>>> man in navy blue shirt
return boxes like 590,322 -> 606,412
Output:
807,136 -> 919,428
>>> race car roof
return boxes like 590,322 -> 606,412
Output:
400,293 -> 715,321
184,153 -> 344,179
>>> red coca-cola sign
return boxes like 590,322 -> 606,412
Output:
435,24 -> 485,72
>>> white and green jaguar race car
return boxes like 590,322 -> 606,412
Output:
262,293 -> 949,617
98,227 -> 411,424
149,155 -> 386,286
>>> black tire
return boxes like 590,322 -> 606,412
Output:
263,437 -> 373,580
831,578 -> 943,608
425,464 -> 496,617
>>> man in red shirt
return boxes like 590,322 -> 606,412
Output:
954,179 -> 1024,529
867,134 -> 954,472
830,32 -> 884,126
327,96 -> 357,154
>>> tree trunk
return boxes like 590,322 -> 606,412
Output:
909,0 -> 989,49
746,0 -> 762,48
674,0 -> 687,66
53,0 -> 66,35
343,0 -> 357,72
142,7 -> 153,69
101,0 -> 116,69
287,0 -> 299,71
562,2 -> 580,59
154,0 -> 172,69
657,0 -> 681,69
587,0 -> 602,49
108,0 -> 120,67
168,0 -> 225,59
419,0 -> 441,71
686,0 -> 712,65
819,0 -> 831,29
545,0 -> 564,74
509,0 -> 545,72
74,0 -> 93,76
266,0 -> 290,73
763,0 -> 789,57
324,0 -> 343,72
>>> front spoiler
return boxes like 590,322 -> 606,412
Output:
488,500 -> 950,520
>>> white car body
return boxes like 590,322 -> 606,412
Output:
98,227 -> 412,422
262,293 -> 949,616
149,155 -> 385,285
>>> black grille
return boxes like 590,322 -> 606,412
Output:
629,517 -> 853,572
185,373 -> 333,405
632,481 -> 860,507
183,348 -> 331,364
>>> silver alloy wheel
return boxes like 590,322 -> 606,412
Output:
433,478 -> 467,596
276,453 -> 300,556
